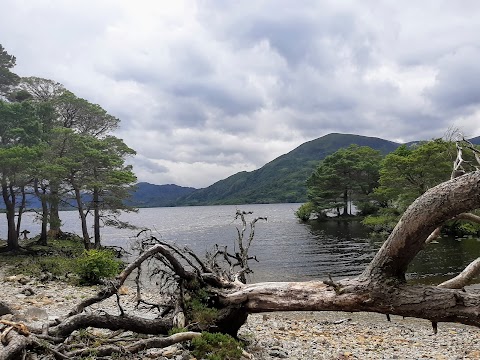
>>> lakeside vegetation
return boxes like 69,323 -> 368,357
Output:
298,137 -> 480,237
0,44 -> 136,252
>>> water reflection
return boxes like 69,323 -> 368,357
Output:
408,236 -> 480,284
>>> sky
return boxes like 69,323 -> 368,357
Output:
1,1 -> 480,188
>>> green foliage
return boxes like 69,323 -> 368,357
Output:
0,44 -> 19,95
362,211 -> 400,233
444,221 -> 480,237
191,332 -> 243,360
295,202 -> 314,221
375,139 -> 455,211
186,288 -> 219,328
355,201 -> 380,216
6,256 -> 73,279
75,249 -> 122,285
307,144 -> 383,216
0,235 -> 85,280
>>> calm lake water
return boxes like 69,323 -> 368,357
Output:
2,203 -> 480,284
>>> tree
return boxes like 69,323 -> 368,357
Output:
55,90 -> 119,136
0,44 -> 19,97
0,101 -> 42,251
54,130 -> 136,249
82,135 -> 136,248
374,139 -> 455,211
307,144 -> 382,216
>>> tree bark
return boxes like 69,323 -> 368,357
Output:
47,180 -> 62,238
14,186 -> 26,240
93,184 -> 101,248
33,179 -> 48,246
73,182 -> 90,250
1,182 -> 18,251
362,172 -> 480,282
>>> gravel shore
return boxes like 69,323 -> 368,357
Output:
240,312 -> 480,359
1,274 -> 479,359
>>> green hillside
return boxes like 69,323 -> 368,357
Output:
127,183 -> 196,207
177,133 -> 401,205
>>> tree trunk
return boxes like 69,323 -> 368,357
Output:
3,171 -> 480,359
34,179 -> 48,246
15,186 -> 26,240
48,181 -> 62,238
73,184 -> 90,250
342,188 -> 348,216
1,183 -> 18,251
362,172 -> 480,282
93,185 -> 101,249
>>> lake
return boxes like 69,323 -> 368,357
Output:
2,203 -> 480,284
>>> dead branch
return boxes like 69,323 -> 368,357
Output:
438,258 -> 480,289
48,313 -> 172,338
65,332 -> 200,358
363,171 -> 480,281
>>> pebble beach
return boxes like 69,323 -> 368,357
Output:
1,274 -> 479,359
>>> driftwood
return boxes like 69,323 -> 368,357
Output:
2,168 -> 480,358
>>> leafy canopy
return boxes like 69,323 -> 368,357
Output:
307,144 -> 382,216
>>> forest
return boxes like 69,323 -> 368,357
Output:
300,138 -> 480,236
0,44 -> 136,252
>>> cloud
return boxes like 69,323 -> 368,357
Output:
1,0 -> 480,187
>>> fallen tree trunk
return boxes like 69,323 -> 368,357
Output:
223,280 -> 480,326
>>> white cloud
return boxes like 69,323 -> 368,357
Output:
1,0 -> 480,187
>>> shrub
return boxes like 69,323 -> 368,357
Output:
362,214 -> 398,233
191,332 -> 243,360
75,249 -> 122,285
295,202 -> 314,222
443,221 -> 480,237
356,201 -> 380,216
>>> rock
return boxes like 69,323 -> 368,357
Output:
269,347 -> 288,358
5,274 -> 27,283
162,345 -> 180,358
40,272 -> 54,282
21,287 -> 35,296
24,307 -> 48,320
18,276 -> 30,285
118,285 -> 129,295
0,301 -> 14,316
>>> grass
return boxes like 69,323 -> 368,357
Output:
0,236 -> 122,285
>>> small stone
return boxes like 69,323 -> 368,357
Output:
118,285 -> 129,295
21,287 -> 35,296
269,347 -> 288,358
18,276 -> 30,285
162,345 -> 180,358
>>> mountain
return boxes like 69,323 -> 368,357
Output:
177,133 -> 401,205
470,136 -> 480,145
127,182 -> 196,207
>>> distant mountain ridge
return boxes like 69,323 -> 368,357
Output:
127,183 -> 196,207
174,133 -> 480,206
176,133 -> 401,205
2,133 -> 479,209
